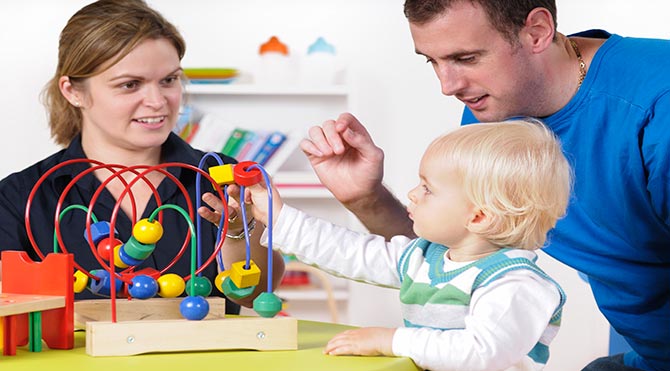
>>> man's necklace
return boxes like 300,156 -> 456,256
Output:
570,39 -> 587,89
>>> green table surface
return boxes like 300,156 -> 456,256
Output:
1,319 -> 420,371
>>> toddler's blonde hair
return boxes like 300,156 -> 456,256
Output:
425,119 -> 572,250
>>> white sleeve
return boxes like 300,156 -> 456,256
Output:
391,270 -> 561,371
260,205 -> 413,288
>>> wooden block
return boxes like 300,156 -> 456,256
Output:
74,297 -> 226,328
86,316 -> 298,356
0,293 -> 65,317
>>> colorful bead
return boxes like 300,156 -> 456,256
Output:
73,270 -> 88,293
128,274 -> 158,299
185,276 -> 212,297
96,237 -> 122,262
84,221 -> 118,245
220,276 -> 255,299
113,245 -> 129,268
230,260 -> 261,289
121,236 -> 155,261
157,273 -> 186,298
253,292 -> 282,318
233,161 -> 263,186
117,244 -> 143,267
88,269 -> 123,297
214,270 -> 230,294
180,296 -> 209,320
208,164 -> 235,185
132,219 -> 164,245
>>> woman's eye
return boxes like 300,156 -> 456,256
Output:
163,75 -> 180,85
121,81 -> 139,89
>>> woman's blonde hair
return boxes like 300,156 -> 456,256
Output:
42,0 -> 186,146
426,119 -> 572,250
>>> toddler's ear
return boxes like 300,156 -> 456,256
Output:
466,208 -> 492,231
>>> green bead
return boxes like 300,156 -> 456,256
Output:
122,236 -> 155,260
220,276 -> 255,299
253,292 -> 282,318
186,276 -> 213,297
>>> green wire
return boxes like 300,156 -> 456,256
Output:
53,205 -> 99,253
149,204 -> 197,296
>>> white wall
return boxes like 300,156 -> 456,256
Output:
2,1 -> 669,370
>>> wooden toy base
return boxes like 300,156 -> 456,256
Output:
86,317 -> 298,356
74,297 -> 226,327
75,297 -> 298,356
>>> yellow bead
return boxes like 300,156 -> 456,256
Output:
230,260 -> 261,289
214,270 -> 230,294
209,164 -> 235,185
73,270 -> 89,293
157,273 -> 185,298
132,218 -> 164,245
113,245 -> 129,269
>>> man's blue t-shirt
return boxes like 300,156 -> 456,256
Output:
462,30 -> 670,371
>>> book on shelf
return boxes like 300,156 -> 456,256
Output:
252,131 -> 287,166
261,129 -> 304,174
184,119 -> 311,175
187,114 -> 233,153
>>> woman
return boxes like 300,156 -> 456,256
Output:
0,0 -> 284,313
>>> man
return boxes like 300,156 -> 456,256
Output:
300,1 -> 670,370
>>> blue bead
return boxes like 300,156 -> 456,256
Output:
84,221 -> 118,245
88,269 -> 123,297
119,245 -> 144,266
180,296 -> 210,320
128,274 -> 158,299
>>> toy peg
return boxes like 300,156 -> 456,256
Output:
132,218 -> 164,245
229,260 -> 261,289
209,164 -> 236,185
157,273 -> 186,298
233,161 -> 263,186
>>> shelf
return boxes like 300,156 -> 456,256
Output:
185,83 -> 348,96
276,186 -> 334,199
275,288 -> 348,301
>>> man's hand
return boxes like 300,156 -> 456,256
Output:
301,113 -> 385,206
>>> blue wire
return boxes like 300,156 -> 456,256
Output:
196,152 -> 226,274
241,164 -> 274,293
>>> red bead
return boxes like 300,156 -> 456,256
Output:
96,237 -> 122,262
233,161 -> 263,186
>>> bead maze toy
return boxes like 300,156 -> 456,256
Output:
1,155 -> 296,356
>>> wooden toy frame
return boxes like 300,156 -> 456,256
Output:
1,157 -> 295,357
